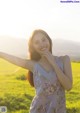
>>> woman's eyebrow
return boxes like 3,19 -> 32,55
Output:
41,36 -> 45,39
33,39 -> 39,43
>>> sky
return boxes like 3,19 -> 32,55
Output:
0,0 -> 80,42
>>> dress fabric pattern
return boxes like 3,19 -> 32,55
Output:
30,56 -> 66,113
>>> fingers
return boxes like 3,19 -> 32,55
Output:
40,50 -> 47,55
41,50 -> 50,58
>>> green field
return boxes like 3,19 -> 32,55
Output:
0,59 -> 80,113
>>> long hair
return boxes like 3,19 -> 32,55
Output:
27,29 -> 52,87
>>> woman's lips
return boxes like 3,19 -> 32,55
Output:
40,47 -> 47,51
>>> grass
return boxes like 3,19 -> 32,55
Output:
0,68 -> 35,113
66,62 -> 80,113
0,59 -> 80,113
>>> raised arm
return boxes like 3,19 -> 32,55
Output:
0,52 -> 35,72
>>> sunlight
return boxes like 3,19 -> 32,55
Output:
0,0 -> 33,39
0,0 -> 80,42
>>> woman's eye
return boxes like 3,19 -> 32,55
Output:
35,41 -> 39,45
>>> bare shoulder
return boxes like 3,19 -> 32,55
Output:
59,55 -> 70,63
59,55 -> 72,83
59,55 -> 72,76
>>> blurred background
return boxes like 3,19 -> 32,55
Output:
0,0 -> 80,113
0,0 -> 80,74
0,0 -> 80,58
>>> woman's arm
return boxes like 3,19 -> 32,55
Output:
53,55 -> 73,91
0,52 -> 35,72
50,55 -> 72,91
40,50 -> 73,91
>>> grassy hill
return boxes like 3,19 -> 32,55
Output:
0,59 -> 21,75
0,60 -> 80,113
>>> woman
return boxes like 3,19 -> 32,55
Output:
0,29 -> 72,113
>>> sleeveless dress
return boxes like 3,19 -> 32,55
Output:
30,56 -> 66,113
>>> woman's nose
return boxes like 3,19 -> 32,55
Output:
39,41 -> 46,48
39,44 -> 45,49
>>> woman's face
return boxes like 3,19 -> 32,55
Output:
32,32 -> 50,55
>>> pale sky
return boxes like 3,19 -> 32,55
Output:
0,0 -> 80,42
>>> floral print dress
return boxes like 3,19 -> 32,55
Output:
30,56 -> 66,113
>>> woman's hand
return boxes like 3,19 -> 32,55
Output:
40,49 -> 56,66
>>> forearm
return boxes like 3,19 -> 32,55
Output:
41,50 -> 72,91
0,52 -> 26,68
52,62 -> 72,91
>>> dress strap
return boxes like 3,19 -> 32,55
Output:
33,62 -> 38,74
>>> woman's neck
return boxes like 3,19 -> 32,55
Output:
39,55 -> 56,64
39,56 -> 48,64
